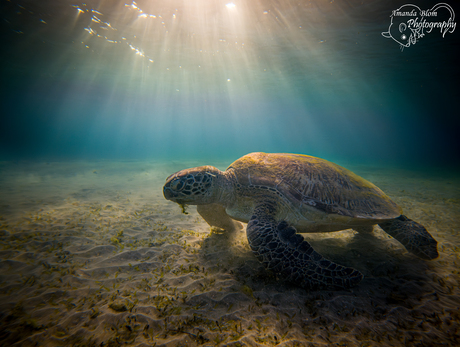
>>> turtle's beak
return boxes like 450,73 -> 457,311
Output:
163,186 -> 173,200
163,175 -> 186,205
163,181 -> 178,201
163,172 -> 179,201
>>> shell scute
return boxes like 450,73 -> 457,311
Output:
228,152 -> 402,219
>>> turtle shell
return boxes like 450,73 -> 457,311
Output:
227,152 -> 402,219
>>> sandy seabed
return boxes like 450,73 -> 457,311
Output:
0,159 -> 459,347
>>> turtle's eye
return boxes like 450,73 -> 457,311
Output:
170,178 -> 185,191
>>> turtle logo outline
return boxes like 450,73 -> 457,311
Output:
382,3 -> 456,51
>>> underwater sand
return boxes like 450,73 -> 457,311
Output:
0,159 -> 459,346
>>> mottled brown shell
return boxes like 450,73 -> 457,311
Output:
227,152 -> 402,219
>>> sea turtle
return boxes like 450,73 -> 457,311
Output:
163,152 -> 438,289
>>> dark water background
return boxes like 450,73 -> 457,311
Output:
1,0 -> 459,168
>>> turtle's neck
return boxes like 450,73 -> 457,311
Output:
216,169 -> 237,208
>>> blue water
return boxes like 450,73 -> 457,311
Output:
1,0 -> 459,165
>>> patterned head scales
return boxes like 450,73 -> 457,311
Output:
163,166 -> 220,205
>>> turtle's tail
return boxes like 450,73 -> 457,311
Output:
247,202 -> 363,290
378,215 -> 438,260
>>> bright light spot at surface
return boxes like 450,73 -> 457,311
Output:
226,3 -> 236,9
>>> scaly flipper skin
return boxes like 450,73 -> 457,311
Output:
247,202 -> 363,290
378,215 -> 438,260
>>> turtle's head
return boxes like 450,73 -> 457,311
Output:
163,166 -> 223,205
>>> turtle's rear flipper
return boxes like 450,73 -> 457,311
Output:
247,202 -> 363,290
378,215 -> 438,260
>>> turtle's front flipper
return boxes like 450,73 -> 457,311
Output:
247,202 -> 363,290
197,204 -> 243,233
378,215 -> 438,260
